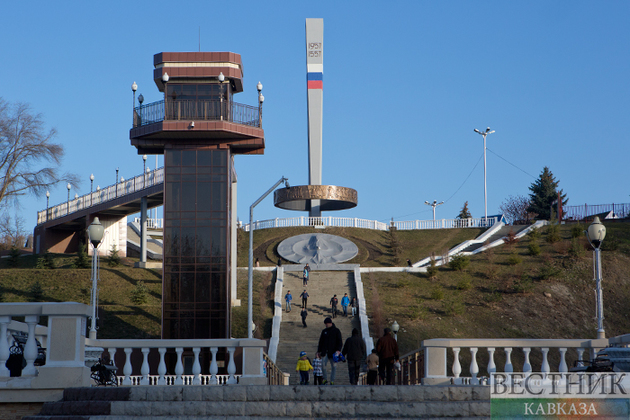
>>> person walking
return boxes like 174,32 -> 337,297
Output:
341,293 -> 350,317
300,307 -> 308,328
300,290 -> 309,308
285,290 -> 292,312
317,317 -> 343,385
303,263 -> 310,286
312,352 -> 324,385
376,328 -> 399,385
366,349 -> 379,385
350,296 -> 358,317
295,351 -> 313,385
330,295 -> 338,318
342,328 -> 366,385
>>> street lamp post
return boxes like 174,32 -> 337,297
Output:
90,174 -> 94,206
586,216 -> 607,339
66,183 -> 71,214
142,155 -> 147,187
218,72 -> 226,120
257,81 -> 264,128
473,127 -> 495,225
115,167 -> 119,197
391,320 -> 400,342
46,191 -> 50,221
87,217 -> 105,340
248,177 -> 289,338
424,200 -> 444,221
132,81 -> 137,122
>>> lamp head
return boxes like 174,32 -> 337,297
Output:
162,72 -> 169,83
257,81 -> 263,92
143,155 -> 147,162
138,94 -> 144,104
424,201 -> 430,205
88,217 -> 105,247
474,128 -> 481,134
46,191 -> 50,198
218,72 -> 225,83
259,93 -> 264,104
391,320 -> 400,333
131,81 -> 137,92
587,216 -> 606,248
90,174 -> 94,181
67,183 -> 71,191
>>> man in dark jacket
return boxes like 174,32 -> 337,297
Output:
342,328 -> 366,385
376,327 -> 399,385
317,317 -> 343,385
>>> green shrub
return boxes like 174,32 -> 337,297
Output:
568,238 -> 585,259
571,223 -> 585,239
72,244 -> 91,269
545,224 -> 561,243
528,227 -> 541,240
513,275 -> 534,294
108,245 -> 121,267
506,253 -> 523,265
442,298 -> 465,316
456,276 -> 473,291
430,286 -> 444,300
484,291 -> 503,303
130,281 -> 149,305
29,281 -> 44,302
426,258 -> 439,280
7,247 -> 20,268
449,254 -> 470,271
528,242 -> 541,256
539,263 -> 561,280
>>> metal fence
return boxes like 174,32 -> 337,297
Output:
133,99 -> 260,128
563,203 -> 630,221
37,168 -> 164,225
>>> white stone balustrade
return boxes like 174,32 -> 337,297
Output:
422,338 -> 610,385
86,337 -> 268,386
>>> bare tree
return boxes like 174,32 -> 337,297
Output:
0,98 -> 77,209
0,213 -> 26,250
499,195 -> 537,225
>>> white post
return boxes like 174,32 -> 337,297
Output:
541,348 -> 550,375
487,347 -> 496,375
470,347 -> 479,385
227,347 -> 237,384
209,347 -> 219,385
192,347 -> 202,385
141,347 -> 150,384
22,315 -> 39,376
558,348 -> 568,372
576,348 -> 585,367
174,347 -> 184,385
157,347 -> 167,385
522,348 -> 532,373
452,347 -> 462,384
504,348 -> 513,373
122,348 -> 133,385
0,316 -> 10,377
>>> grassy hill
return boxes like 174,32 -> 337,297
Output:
2,221 -> 630,359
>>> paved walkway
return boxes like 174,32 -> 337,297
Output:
275,270 -> 361,385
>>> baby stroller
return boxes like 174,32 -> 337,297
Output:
90,357 -> 118,386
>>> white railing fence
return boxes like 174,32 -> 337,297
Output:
241,216 -> 499,232
422,337 -> 611,385
37,168 -> 164,225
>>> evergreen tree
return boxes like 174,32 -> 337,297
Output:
457,201 -> 472,219
108,244 -> 121,267
527,167 -> 567,220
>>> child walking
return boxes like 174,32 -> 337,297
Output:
312,352 -> 324,385
296,351 -> 313,385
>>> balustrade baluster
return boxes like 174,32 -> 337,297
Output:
487,347 -> 496,376
576,349 -> 585,367
522,348 -> 532,374
122,348 -> 133,385
558,348 -> 568,372
541,348 -> 550,375
504,348 -> 513,373
157,347 -> 167,385
192,347 -> 202,385
209,347 -> 218,385
227,347 -> 237,384
174,347 -> 184,385
470,347 -> 479,385
452,347 -> 462,384
141,348 -> 150,384
22,316 -> 39,376
0,317 -> 10,377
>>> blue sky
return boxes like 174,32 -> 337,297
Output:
2,1 -> 629,235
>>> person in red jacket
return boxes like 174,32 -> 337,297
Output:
376,327 -> 399,385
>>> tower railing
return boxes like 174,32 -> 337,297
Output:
133,99 -> 260,128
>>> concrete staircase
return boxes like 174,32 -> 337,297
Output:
25,385 -> 491,419
275,271 -> 361,385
